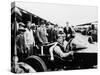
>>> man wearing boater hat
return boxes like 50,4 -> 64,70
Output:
24,21 -> 35,56
16,23 -> 26,61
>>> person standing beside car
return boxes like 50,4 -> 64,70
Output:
16,22 -> 26,61
24,21 -> 35,56
64,22 -> 75,41
36,21 -> 48,45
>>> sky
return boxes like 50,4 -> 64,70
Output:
16,2 -> 98,26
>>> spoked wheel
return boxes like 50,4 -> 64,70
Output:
24,55 -> 47,72
66,38 -> 74,51
11,55 -> 47,73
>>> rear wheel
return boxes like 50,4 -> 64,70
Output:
24,55 -> 47,72
18,62 -> 36,73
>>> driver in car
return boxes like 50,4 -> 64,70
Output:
49,31 -> 74,60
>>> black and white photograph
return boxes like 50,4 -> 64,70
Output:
11,1 -> 98,73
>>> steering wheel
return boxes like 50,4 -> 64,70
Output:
66,38 -> 74,52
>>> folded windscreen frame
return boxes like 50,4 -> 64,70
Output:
11,1 -> 98,73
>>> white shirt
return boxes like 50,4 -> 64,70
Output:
24,28 -> 35,47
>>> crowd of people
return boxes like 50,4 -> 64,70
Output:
12,20 -> 76,61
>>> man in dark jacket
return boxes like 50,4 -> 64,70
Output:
64,22 -> 75,41
16,26 -> 26,61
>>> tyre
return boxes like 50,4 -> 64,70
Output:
24,55 -> 47,72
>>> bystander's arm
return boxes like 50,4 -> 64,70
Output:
49,42 -> 58,60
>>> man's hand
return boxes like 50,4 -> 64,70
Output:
69,51 -> 74,55
50,57 -> 54,61
25,44 -> 29,50
67,34 -> 70,37
33,42 -> 35,46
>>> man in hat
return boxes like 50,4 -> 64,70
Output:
36,20 -> 48,45
46,22 -> 55,42
52,24 -> 59,42
64,22 -> 75,41
49,31 -> 73,60
24,21 -> 35,56
16,25 -> 26,61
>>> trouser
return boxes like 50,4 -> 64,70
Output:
26,44 -> 33,57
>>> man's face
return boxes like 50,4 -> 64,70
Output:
57,36 -> 64,43
20,31 -> 24,35
27,21 -> 31,28
41,24 -> 45,28
54,26 -> 58,30
66,22 -> 69,27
